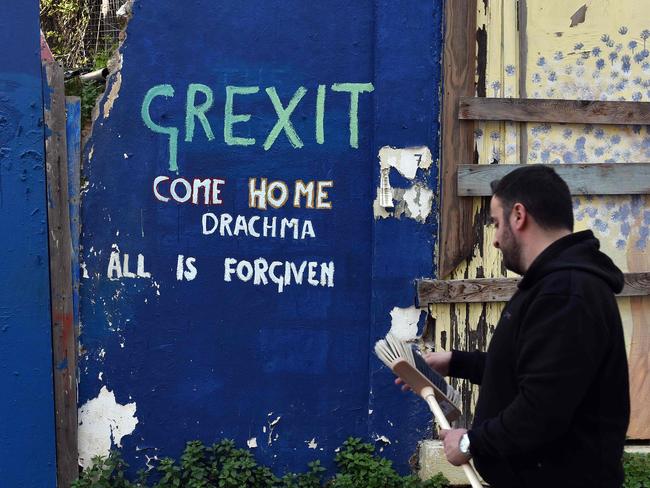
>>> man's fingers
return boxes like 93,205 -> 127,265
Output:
394,377 -> 412,391
439,429 -> 449,439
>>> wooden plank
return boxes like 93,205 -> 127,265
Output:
459,97 -> 650,125
458,163 -> 650,196
438,0 -> 477,279
66,97 -> 81,334
627,238 -> 650,439
44,61 -> 78,488
517,0 -> 529,165
416,272 -> 650,305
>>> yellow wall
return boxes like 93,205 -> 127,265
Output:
431,0 -> 650,438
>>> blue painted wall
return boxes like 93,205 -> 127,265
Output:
0,1 -> 58,485
80,0 -> 442,475
369,0 -> 443,462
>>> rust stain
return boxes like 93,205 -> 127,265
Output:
53,310 -> 74,354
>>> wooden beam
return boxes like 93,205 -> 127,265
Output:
459,97 -> 650,125
43,61 -> 78,488
458,163 -> 650,196
416,272 -> 650,305
438,0 -> 477,279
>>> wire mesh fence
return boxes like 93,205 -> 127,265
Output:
40,0 -> 127,69
84,0 -> 124,58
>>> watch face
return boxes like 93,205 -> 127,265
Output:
460,434 -> 470,454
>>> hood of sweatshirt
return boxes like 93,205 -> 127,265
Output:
518,230 -> 625,293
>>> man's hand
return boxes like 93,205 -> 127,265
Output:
394,351 -> 452,391
439,428 -> 471,466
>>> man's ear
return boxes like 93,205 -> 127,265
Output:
510,202 -> 528,231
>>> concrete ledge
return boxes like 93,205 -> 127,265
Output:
418,440 -> 485,486
625,445 -> 650,455
419,440 -> 649,486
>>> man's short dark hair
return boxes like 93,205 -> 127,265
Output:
490,164 -> 574,231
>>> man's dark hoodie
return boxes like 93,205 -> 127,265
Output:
450,230 -> 630,488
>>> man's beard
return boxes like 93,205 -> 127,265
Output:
501,222 -> 524,275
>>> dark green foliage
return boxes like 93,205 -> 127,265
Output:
70,451 -> 140,488
328,438 -> 448,488
72,437 -> 449,488
624,452 -> 650,488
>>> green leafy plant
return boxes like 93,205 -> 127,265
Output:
72,437 -> 449,488
624,452 -> 650,488
40,0 -> 91,68
328,438 -> 447,488
71,451 -> 139,488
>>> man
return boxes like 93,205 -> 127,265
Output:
405,165 -> 630,487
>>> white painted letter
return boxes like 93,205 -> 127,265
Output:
320,262 -> 334,287
307,261 -> 319,285
137,254 -> 151,278
301,220 -> 316,239
281,218 -> 299,239
253,258 -> 269,285
267,180 -> 289,209
224,257 -> 237,282
108,251 -> 122,280
170,178 -> 192,203
249,178 -> 267,209
153,176 -> 170,202
316,181 -> 333,209
202,213 -> 218,235
269,261 -> 284,293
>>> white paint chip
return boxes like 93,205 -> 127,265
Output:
373,192 -> 392,219
402,184 -> 434,222
267,416 -> 281,446
247,437 -> 258,449
103,55 -> 123,119
306,438 -> 318,449
378,146 -> 432,180
389,306 -> 425,340
374,435 -> 392,445
78,386 -> 138,468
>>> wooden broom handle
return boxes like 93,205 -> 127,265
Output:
421,387 -> 484,488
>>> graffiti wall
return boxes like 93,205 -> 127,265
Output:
0,2 -> 57,485
79,0 -> 443,475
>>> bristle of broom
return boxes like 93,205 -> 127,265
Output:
374,332 -> 415,368
374,332 -> 462,414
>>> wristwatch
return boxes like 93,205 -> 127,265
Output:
459,433 -> 470,455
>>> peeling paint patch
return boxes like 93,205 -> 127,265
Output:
103,55 -> 123,119
373,192 -> 392,219
389,306 -> 425,340
570,4 -> 588,27
402,184 -> 434,222
145,454 -> 158,471
247,437 -> 258,449
378,146 -> 432,180
374,434 -> 391,445
78,386 -> 138,468
373,184 -> 434,222
267,415 -> 281,446
306,438 -> 318,449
